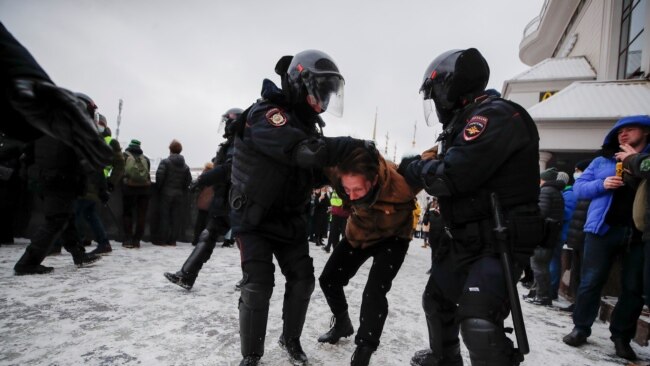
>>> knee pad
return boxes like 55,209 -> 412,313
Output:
460,318 -> 517,366
286,257 -> 315,300
240,282 -> 273,311
457,289 -> 507,324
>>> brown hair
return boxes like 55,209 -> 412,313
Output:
169,139 -> 182,154
336,147 -> 379,182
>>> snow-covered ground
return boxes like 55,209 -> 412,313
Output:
1,237 -> 648,366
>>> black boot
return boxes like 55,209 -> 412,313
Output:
240,283 -> 272,364
164,271 -> 196,290
413,292 -> 463,366
70,247 -> 101,267
239,355 -> 261,366
168,232 -> 216,289
89,241 -> 112,255
351,345 -> 374,366
612,338 -> 637,360
279,334 -> 308,365
14,247 -> 53,275
410,344 -> 463,366
318,311 -> 354,344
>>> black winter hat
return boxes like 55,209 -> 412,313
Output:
575,159 -> 592,172
540,167 -> 558,181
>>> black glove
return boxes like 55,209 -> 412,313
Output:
98,190 -> 110,204
398,155 -> 420,177
10,79 -> 112,170
292,138 -> 328,168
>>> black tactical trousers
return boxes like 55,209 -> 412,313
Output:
236,232 -> 315,357
319,237 -> 409,349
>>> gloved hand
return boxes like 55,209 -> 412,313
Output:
398,155 -> 421,177
10,79 -> 112,170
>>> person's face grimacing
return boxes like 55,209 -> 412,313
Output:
341,173 -> 377,201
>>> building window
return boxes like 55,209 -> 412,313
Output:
618,0 -> 646,79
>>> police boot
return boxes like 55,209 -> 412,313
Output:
351,345 -> 375,366
412,294 -> 463,366
239,283 -> 273,364
281,277 -> 314,364
460,318 -> 521,366
318,310 -> 354,344
164,232 -> 216,290
278,333 -> 308,365
164,271 -> 196,290
410,343 -> 463,366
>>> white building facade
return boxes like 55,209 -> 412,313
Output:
503,0 -> 650,172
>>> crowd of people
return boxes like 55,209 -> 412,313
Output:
3,20 -> 650,366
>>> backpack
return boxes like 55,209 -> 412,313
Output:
124,152 -> 151,187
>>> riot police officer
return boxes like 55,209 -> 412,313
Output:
402,48 -> 542,366
163,107 -> 242,290
230,49 -> 350,366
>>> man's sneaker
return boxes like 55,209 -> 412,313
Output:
73,252 -> 101,268
14,264 -> 54,276
89,243 -> 112,256
613,338 -> 637,360
164,271 -> 196,290
239,355 -> 261,366
279,334 -> 308,365
563,329 -> 588,347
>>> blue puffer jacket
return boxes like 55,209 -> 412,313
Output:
575,115 -> 650,235
560,186 -> 577,242
574,157 -> 615,236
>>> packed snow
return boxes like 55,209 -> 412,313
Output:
1,237 -> 648,365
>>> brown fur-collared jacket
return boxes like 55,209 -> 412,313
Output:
328,155 -> 419,249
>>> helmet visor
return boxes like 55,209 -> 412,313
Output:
304,74 -> 344,117
421,91 -> 437,126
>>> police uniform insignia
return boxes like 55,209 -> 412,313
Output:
463,115 -> 488,141
265,108 -> 287,127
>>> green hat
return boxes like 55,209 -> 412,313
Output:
129,139 -> 141,148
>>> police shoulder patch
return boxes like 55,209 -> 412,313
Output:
463,115 -> 488,141
265,108 -> 287,127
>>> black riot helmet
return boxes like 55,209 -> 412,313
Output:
279,50 -> 345,117
419,48 -> 490,125
74,92 -> 98,120
219,107 -> 244,138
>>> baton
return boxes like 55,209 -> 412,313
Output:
490,192 -> 529,357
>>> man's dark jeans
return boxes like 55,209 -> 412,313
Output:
572,226 -> 644,341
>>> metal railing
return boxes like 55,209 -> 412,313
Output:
523,0 -> 550,38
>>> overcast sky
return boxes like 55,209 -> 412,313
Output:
1,0 -> 544,167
